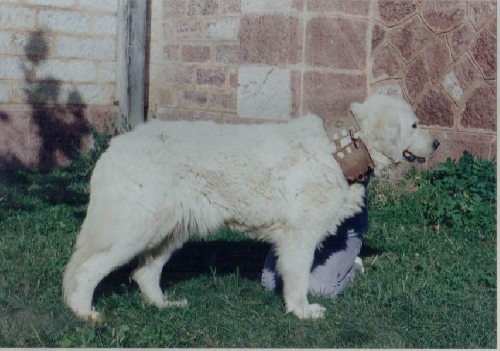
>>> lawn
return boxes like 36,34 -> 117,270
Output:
0,142 -> 496,348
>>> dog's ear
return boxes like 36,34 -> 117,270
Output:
349,102 -> 366,121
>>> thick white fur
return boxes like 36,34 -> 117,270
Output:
63,95 -> 438,321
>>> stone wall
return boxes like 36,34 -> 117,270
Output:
0,0 -> 119,170
150,0 -> 497,168
0,0 -> 496,171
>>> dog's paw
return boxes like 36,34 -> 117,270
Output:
88,310 -> 101,323
293,303 -> 326,319
354,256 -> 364,273
159,298 -> 188,308
75,308 -> 100,323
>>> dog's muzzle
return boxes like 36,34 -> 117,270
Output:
403,140 -> 440,164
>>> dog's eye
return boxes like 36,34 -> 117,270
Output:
412,123 -> 417,129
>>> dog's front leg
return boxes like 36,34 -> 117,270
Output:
276,236 -> 326,319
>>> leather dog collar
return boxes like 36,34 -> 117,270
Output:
330,112 -> 374,183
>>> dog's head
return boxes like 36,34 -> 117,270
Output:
350,95 -> 439,174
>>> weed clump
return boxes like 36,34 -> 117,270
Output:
418,151 -> 496,232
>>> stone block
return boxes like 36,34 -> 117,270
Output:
92,15 -> 118,36
415,87 -> 455,128
370,80 -> 405,100
0,82 -> 8,103
188,0 -> 218,15
176,20 -> 202,40
447,22 -> 475,59
403,56 -> 430,103
468,30 -> 496,79
162,45 -> 181,61
425,35 -> 452,83
36,59 -> 96,82
303,71 -> 366,124
223,0 -> 241,13
58,84 -> 115,105
371,45 -> 402,81
178,90 -> 208,107
371,23 -> 386,53
241,0 -> 292,13
0,105 -> 35,170
57,36 -> 115,59
427,130 -> 494,165
292,0 -> 304,11
216,44 -> 240,64
96,62 -> 116,83
155,87 -> 176,106
210,91 -> 237,111
12,32 -> 52,58
460,83 -> 496,132
306,16 -> 367,70
421,0 -> 467,34
10,80 -> 58,104
163,0 -> 185,17
0,5 -> 36,30
0,56 -> 27,79
182,45 -> 211,63
161,64 -> 193,85
239,14 -> 302,65
441,55 -> 481,102
307,0 -> 370,16
388,15 -> 433,63
0,31 -> 12,53
77,0 -> 117,13
39,10 -> 90,33
485,15 -> 496,38
26,0 -> 75,6
469,0 -> 496,30
237,66 -> 292,120
196,68 -> 226,87
376,0 -> 419,26
206,18 -> 239,40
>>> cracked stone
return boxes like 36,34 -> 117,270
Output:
237,66 -> 292,120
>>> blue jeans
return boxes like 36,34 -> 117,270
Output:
261,180 -> 369,297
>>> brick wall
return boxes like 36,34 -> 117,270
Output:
149,0 -> 497,168
0,0 -> 119,170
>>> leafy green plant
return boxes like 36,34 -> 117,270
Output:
418,151 -> 496,231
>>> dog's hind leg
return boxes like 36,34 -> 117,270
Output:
63,196 -> 161,321
64,242 -> 146,321
132,237 -> 188,309
275,232 -> 326,319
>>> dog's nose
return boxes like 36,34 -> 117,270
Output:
433,140 -> 440,150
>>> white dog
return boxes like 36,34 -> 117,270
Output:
63,95 -> 439,321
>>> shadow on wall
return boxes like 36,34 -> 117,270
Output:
0,30 -> 90,172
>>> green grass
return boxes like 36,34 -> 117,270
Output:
0,147 -> 496,348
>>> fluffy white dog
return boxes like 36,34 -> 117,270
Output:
63,95 -> 439,321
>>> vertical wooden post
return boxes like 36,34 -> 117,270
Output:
117,0 -> 147,131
